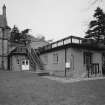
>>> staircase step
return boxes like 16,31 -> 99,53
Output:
35,71 -> 49,76
38,72 -> 49,76
27,47 -> 44,70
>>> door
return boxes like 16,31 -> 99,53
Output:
22,60 -> 29,71
84,52 -> 93,77
12,56 -> 21,71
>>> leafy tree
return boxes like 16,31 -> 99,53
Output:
20,29 -> 31,45
10,26 -> 31,45
85,7 -> 105,43
10,26 -> 20,43
35,33 -> 46,41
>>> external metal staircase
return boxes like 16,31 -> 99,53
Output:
27,46 -> 44,71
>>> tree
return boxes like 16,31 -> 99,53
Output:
10,25 -> 20,43
89,0 -> 103,6
10,26 -> 31,45
20,29 -> 31,45
85,7 -> 105,43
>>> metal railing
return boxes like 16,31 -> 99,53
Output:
86,63 -> 100,77
39,36 -> 84,52
27,46 -> 44,70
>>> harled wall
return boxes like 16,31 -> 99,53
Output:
40,47 -> 103,78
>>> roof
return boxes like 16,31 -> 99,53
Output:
0,15 -> 7,28
30,41 -> 49,49
39,36 -> 105,54
28,35 -> 49,49
9,46 -> 27,56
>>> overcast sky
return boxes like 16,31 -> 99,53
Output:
0,0 -> 105,41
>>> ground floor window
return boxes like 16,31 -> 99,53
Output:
22,60 -> 25,65
84,52 -> 92,65
16,56 -> 20,64
53,53 -> 59,64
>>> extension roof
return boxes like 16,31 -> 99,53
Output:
39,36 -> 105,54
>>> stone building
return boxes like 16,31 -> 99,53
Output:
0,5 -> 45,71
0,5 -> 11,70
1,4 -> 105,79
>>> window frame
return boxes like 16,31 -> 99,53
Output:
53,53 -> 59,64
84,52 -> 92,65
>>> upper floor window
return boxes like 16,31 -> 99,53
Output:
17,47 -> 26,53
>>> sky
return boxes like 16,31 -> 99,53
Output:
0,0 -> 105,41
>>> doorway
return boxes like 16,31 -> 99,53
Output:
21,60 -> 29,71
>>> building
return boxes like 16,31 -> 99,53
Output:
0,4 -> 105,79
39,36 -> 105,78
8,45 -> 44,71
0,5 -> 45,71
0,4 -> 11,70
8,45 -> 29,71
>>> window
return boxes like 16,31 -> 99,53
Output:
0,28 -> 2,38
17,59 -> 20,64
17,47 -> 23,52
20,48 -> 23,52
22,61 -> 25,65
26,60 -> 29,65
17,48 -> 19,52
44,55 -> 48,64
53,53 -> 58,64
84,52 -> 92,64
16,56 -> 20,64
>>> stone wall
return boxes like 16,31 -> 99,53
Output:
0,27 -> 10,70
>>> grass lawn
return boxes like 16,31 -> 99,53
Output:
0,71 -> 105,105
